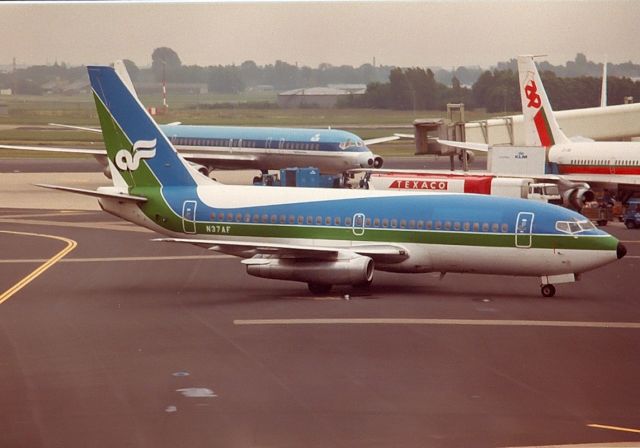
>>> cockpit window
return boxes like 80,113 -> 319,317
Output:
555,219 -> 595,234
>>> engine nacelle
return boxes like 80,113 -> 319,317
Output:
188,162 -> 210,177
561,184 -> 595,210
246,255 -> 374,286
457,150 -> 475,164
373,156 -> 384,168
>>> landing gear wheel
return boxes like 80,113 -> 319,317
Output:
308,283 -> 332,295
541,284 -> 556,298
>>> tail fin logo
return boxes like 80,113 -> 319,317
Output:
115,139 -> 157,171
524,80 -> 542,109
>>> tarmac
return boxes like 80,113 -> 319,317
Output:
1,158 -> 640,448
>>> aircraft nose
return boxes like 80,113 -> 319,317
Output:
617,242 -> 627,259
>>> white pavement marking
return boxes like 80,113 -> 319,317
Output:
176,388 -> 217,398
233,318 -> 640,330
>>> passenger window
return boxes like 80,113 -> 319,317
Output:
482,223 -> 489,232
218,212 -> 224,221
453,222 -> 461,231
262,214 -> 269,223
297,216 -> 304,225
491,223 -> 499,232
382,218 -> 389,228
236,213 -> 243,222
316,216 -> 322,225
325,217 -> 332,225
417,220 -> 424,229
289,215 -> 296,224
463,222 -> 470,231
444,221 -> 452,230
435,221 -> 441,230
408,219 -> 416,229
306,216 -> 313,225
390,219 -> 397,228
365,218 -> 371,226
400,219 -> 407,229
345,217 -> 352,226
270,214 -> 277,224
244,214 -> 251,223
253,214 -> 260,223
334,217 -> 341,226
501,223 -> 508,233
373,218 -> 380,227
227,212 -> 234,221
425,220 -> 432,230
279,215 -> 286,224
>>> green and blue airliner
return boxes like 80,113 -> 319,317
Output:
41,65 -> 627,297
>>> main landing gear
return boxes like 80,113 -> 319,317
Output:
540,284 -> 556,298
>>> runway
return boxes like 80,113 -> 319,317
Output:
1,161 -> 640,447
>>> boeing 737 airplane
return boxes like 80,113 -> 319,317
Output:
0,61 -> 387,176
36,65 -> 626,297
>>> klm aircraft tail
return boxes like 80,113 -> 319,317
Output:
517,55 -> 570,147
88,65 -> 204,191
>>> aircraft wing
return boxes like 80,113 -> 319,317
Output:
153,237 -> 408,263
553,173 -> 640,186
0,144 -> 106,155
0,144 -> 258,164
363,136 -> 401,145
179,152 -> 259,162
437,139 -> 490,152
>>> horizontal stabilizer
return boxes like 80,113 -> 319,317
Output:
35,184 -> 147,202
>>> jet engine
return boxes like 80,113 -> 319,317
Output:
245,255 -> 374,288
560,182 -> 595,210
188,162 -> 211,177
373,156 -> 384,168
457,150 -> 475,164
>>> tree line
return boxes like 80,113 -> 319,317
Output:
2,48 -> 639,112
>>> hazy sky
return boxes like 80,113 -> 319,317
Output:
2,0 -> 639,69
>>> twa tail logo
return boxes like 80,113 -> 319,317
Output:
115,139 -> 157,171
524,80 -> 542,109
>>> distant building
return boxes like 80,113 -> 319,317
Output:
278,85 -> 366,108
0,89 -> 12,96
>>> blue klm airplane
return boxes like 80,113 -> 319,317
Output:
1,61 -> 388,177
37,65 -> 626,297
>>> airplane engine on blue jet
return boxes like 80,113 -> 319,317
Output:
245,254 -> 374,290
188,162 -> 211,177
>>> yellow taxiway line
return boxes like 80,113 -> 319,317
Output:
0,230 -> 77,305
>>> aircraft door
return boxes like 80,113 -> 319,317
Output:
182,200 -> 197,234
515,212 -> 534,248
352,212 -> 365,236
